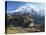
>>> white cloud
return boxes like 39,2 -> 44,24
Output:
8,2 -> 44,15
9,3 -> 36,13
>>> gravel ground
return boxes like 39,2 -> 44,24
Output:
6,27 -> 41,34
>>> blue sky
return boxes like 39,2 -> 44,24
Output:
6,1 -> 45,14
7,1 -> 27,11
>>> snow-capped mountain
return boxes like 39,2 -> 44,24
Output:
7,2 -> 45,17
7,4 -> 44,16
6,4 -> 45,28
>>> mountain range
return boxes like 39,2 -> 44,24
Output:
6,6 -> 45,28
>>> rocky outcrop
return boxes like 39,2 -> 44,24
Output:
7,15 -> 33,28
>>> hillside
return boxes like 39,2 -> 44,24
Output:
5,7 -> 45,34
